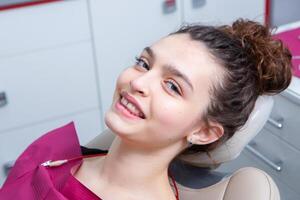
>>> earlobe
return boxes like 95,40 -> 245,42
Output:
188,121 -> 224,145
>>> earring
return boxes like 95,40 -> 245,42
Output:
187,139 -> 193,147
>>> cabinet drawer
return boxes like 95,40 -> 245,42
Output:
265,94 -> 300,150
0,42 -> 98,133
0,108 -> 103,186
182,0 -> 264,24
0,0 -> 90,57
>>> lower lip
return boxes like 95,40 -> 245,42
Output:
115,99 -> 143,120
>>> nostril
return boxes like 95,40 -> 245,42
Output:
130,78 -> 149,97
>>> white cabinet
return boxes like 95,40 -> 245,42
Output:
265,89 -> 300,151
0,42 -> 99,132
182,0 -> 265,24
0,0 -> 91,57
89,0 -> 181,123
248,128 -> 300,194
0,0 -> 102,186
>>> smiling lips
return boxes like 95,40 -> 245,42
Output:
119,91 -> 146,119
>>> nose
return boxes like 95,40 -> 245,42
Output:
129,76 -> 150,97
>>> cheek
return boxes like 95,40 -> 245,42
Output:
115,68 -> 135,88
151,101 -> 196,143
153,99 -> 190,129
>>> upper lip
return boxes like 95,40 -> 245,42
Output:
120,91 -> 146,118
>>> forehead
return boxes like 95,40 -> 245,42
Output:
150,34 -> 221,74
151,34 -> 208,61
150,34 -> 223,98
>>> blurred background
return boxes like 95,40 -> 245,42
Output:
0,1 -> 299,199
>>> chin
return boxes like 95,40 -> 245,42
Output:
105,110 -> 149,147
104,108 -> 120,133
104,109 -> 132,137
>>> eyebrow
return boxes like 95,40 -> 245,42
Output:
144,47 -> 194,91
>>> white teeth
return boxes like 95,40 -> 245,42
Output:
120,96 -> 144,118
121,97 -> 128,105
127,103 -> 136,112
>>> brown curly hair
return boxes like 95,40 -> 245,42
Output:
171,19 -> 292,154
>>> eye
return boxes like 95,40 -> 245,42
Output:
135,56 -> 150,70
165,80 -> 182,95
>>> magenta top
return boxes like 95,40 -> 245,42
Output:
61,174 -> 102,200
0,122 -> 97,200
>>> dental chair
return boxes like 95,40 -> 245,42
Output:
87,96 -> 280,200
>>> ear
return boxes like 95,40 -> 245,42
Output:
187,121 -> 224,145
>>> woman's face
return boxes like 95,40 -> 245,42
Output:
105,34 -> 223,150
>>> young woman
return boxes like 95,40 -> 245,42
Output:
0,19 -> 292,200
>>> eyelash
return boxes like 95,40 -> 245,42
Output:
134,56 -> 182,95
164,80 -> 181,95
135,56 -> 150,70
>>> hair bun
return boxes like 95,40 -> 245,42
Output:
222,19 -> 292,95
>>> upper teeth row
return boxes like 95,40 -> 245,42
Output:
120,97 -> 143,117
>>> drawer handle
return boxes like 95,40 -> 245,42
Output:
192,0 -> 206,8
0,91 -> 8,108
267,118 -> 283,129
165,0 -> 176,6
246,145 -> 282,172
163,0 -> 176,14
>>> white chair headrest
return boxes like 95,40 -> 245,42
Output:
178,95 -> 274,167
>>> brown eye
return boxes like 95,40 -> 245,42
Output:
135,56 -> 150,70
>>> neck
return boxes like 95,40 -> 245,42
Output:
95,135 -> 183,199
